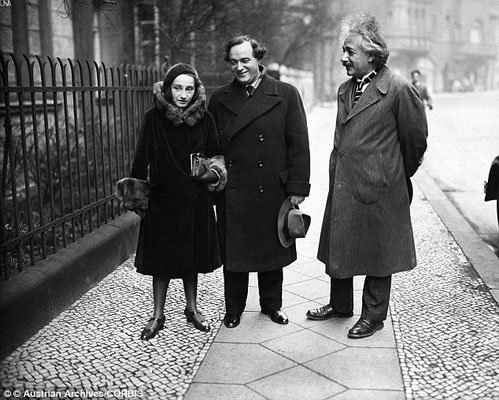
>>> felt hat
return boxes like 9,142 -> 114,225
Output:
277,198 -> 311,248
162,63 -> 199,89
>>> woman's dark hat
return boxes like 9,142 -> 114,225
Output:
162,63 -> 199,90
277,198 -> 311,248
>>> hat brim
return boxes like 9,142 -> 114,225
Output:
277,198 -> 295,248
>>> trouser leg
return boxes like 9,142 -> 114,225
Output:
330,277 -> 354,314
258,268 -> 283,312
361,275 -> 392,321
224,268 -> 249,315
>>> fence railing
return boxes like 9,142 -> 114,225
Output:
0,52 -> 162,280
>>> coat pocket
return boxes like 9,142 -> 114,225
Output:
347,152 -> 388,205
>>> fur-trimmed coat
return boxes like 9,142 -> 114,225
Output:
130,85 -> 224,278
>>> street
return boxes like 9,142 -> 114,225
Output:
422,91 -> 499,256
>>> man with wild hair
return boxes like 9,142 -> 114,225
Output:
307,13 -> 427,338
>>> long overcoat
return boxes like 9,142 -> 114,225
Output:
317,66 -> 427,278
130,102 -> 222,279
208,73 -> 310,272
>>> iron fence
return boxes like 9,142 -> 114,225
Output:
0,52 -> 161,280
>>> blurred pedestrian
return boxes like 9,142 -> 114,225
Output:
130,63 -> 227,340
208,35 -> 310,328
307,13 -> 427,338
411,69 -> 433,110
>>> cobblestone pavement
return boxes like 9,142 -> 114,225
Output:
392,190 -> 499,400
0,262 -> 226,399
1,106 -> 498,400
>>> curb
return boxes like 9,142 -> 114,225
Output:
414,168 -> 499,303
0,212 -> 141,360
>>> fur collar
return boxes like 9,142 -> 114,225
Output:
153,83 -> 206,127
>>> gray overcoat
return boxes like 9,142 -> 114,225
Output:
208,73 -> 310,272
317,66 -> 428,278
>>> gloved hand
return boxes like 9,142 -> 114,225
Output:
195,168 -> 220,184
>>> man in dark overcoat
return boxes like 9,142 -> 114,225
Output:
411,69 -> 433,110
307,14 -> 428,338
208,35 -> 310,328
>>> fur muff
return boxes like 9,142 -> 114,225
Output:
115,177 -> 150,218
208,155 -> 228,193
152,81 -> 206,127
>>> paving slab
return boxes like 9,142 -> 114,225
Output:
246,365 -> 345,400
305,347 -> 403,390
192,343 -> 296,384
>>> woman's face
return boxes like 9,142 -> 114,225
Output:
171,74 -> 195,108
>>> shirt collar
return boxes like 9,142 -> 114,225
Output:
356,68 -> 377,84
248,65 -> 267,90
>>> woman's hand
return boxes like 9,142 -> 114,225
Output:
289,195 -> 305,207
196,168 -> 220,184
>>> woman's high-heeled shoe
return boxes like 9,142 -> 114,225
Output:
140,316 -> 165,340
184,308 -> 210,332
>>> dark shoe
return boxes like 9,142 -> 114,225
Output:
348,317 -> 384,339
140,316 -> 165,340
223,313 -> 241,328
306,304 -> 353,320
262,309 -> 289,325
184,309 -> 210,332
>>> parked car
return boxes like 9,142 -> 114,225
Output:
484,156 -> 499,227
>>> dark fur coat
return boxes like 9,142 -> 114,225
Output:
129,84 -> 224,278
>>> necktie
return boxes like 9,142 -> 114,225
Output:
353,70 -> 376,106
245,85 -> 255,97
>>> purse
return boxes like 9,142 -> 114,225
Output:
115,177 -> 150,218
190,152 -> 211,178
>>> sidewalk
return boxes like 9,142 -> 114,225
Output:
1,107 -> 498,400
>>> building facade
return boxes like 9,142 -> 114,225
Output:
316,0 -> 499,101
1,0 -> 498,100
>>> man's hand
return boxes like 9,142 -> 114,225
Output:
289,195 -> 305,207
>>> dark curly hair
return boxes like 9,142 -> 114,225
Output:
340,13 -> 389,68
222,35 -> 267,62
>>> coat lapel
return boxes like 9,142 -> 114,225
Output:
218,81 -> 246,116
220,76 -> 282,140
339,79 -> 354,115
344,66 -> 391,123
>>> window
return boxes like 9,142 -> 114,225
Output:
469,20 -> 482,44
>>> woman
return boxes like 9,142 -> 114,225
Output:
130,63 -> 226,340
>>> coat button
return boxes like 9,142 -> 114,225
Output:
257,160 -> 263,167
227,136 -> 231,142
258,134 -> 264,142
259,186 -> 264,193
228,160 -> 233,167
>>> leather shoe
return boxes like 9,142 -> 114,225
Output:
306,304 -> 353,320
348,317 -> 384,339
184,308 -> 210,332
140,316 -> 165,341
262,309 -> 289,325
223,313 -> 240,328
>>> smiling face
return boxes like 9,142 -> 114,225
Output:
170,74 -> 195,108
341,34 -> 374,79
228,41 -> 260,85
